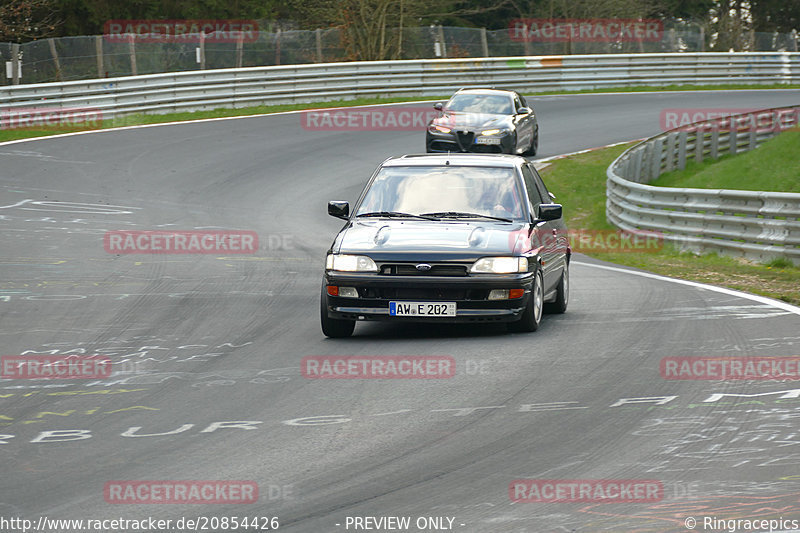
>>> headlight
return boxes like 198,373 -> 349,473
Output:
470,257 -> 528,274
480,128 -> 509,136
428,125 -> 451,134
326,254 -> 378,272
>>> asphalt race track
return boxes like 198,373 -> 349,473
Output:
2,90 -> 800,533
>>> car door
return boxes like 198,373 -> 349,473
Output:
520,164 -> 558,287
529,164 -> 568,289
512,94 -> 533,153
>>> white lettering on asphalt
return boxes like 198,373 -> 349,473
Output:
121,424 -> 194,437
30,429 -> 92,443
610,396 -> 678,407
704,389 -> 800,403
199,421 -> 262,432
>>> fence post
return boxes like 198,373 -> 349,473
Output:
199,32 -> 206,69
127,34 -> 137,76
792,30 -> 798,52
480,28 -> 489,57
95,35 -> 104,77
437,25 -> 447,58
275,29 -> 281,65
11,43 -> 20,85
699,26 -> 705,52
236,32 -> 244,68
315,28 -> 323,62
48,38 -> 62,81
523,24 -> 532,56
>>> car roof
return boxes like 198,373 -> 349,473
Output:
453,88 -> 518,97
381,153 -> 525,169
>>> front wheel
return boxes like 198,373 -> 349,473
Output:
320,284 -> 355,338
523,126 -> 538,156
508,269 -> 544,333
544,263 -> 568,314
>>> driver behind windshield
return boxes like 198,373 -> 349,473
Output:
356,166 -> 523,220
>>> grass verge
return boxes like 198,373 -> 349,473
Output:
651,129 -> 800,192
2,83 -> 799,144
541,143 -> 800,306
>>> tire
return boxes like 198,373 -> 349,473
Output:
544,263 -> 568,314
508,131 -> 519,155
508,269 -> 544,333
320,284 -> 355,338
523,126 -> 538,156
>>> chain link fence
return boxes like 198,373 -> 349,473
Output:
1,24 -> 798,85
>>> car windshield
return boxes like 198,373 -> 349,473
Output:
355,165 -> 524,221
445,93 -> 514,115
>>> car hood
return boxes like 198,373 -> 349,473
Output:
430,112 -> 512,131
332,219 -> 528,262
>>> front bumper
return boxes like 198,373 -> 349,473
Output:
323,270 -> 533,323
426,131 -> 514,154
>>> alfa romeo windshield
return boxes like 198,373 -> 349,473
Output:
445,94 -> 515,115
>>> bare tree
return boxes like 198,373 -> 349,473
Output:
710,0 -> 751,50
0,0 -> 60,42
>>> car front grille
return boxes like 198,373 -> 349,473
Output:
379,263 -> 468,277
456,131 -> 475,149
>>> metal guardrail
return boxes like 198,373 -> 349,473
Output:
0,52 -> 798,119
2,26 -> 797,85
607,106 -> 800,265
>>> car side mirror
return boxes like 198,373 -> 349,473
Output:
517,107 -> 532,115
534,203 -> 562,222
328,201 -> 350,220
433,102 -> 443,111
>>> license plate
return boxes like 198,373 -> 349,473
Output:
389,301 -> 456,317
476,137 -> 501,145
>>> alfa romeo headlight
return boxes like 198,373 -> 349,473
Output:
429,125 -> 452,134
470,256 -> 528,274
480,128 -> 510,136
326,254 -> 378,272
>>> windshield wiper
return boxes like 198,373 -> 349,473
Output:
356,211 -> 439,221
420,211 -> 513,222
